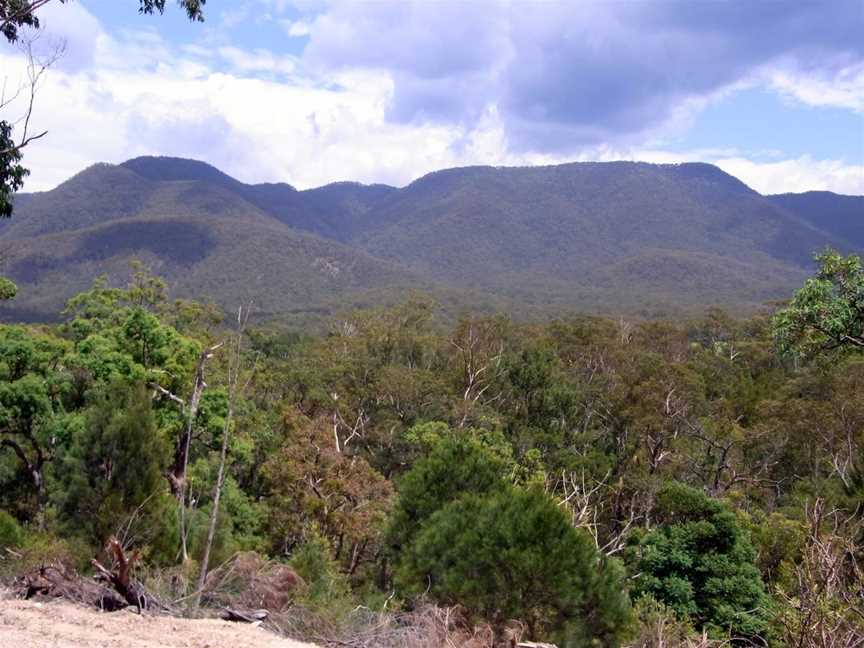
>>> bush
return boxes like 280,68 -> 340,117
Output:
290,531 -> 351,605
631,482 -> 771,641
53,380 -> 177,561
0,509 -> 23,549
397,487 -> 631,646
386,435 -> 508,554
0,531 -> 92,582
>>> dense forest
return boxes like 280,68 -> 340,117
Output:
1,249 -> 862,647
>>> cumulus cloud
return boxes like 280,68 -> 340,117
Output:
217,46 -> 297,75
712,156 -> 864,195
1,0 -> 860,196
304,0 -> 864,150
279,19 -> 312,38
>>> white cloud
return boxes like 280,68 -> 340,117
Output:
216,46 -> 296,75
1,2 -> 860,198
712,156 -> 864,195
279,19 -> 312,38
770,62 -> 864,112
615,148 -> 864,195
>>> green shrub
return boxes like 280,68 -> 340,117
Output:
386,435 -> 508,554
0,509 -> 23,547
632,482 -> 771,641
52,380 -> 177,562
290,531 -> 351,605
397,487 -> 632,646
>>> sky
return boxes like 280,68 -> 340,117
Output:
1,0 -> 862,195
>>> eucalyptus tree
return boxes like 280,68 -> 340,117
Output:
774,250 -> 864,356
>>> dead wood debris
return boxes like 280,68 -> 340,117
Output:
13,536 -> 170,614
222,607 -> 269,623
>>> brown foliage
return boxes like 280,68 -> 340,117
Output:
776,499 -> 864,648
264,413 -> 393,574
202,551 -> 305,613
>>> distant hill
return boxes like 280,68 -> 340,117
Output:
1,156 -> 860,322
349,162 -> 843,304
768,191 -> 864,250
1,162 -> 428,322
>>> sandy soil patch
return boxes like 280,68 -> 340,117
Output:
0,595 -> 318,648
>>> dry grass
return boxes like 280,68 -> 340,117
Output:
273,602 -> 517,648
201,551 -> 305,613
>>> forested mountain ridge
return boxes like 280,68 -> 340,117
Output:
767,191 -> 864,249
1,162 -> 430,322
1,156 -> 860,321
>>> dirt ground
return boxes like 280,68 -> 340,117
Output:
0,593 -> 319,648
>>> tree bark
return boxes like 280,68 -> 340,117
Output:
166,342 -> 221,563
168,343 -> 222,498
195,307 -> 251,605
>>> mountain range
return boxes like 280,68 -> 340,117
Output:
1,156 -> 861,323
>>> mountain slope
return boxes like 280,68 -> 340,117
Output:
5,164 -> 157,239
2,157 -> 860,321
120,156 -> 401,243
349,162 -> 841,306
0,164 -> 429,321
768,191 -> 864,250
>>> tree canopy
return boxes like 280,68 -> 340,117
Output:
631,482 -> 771,641
1,266 -> 862,644
774,249 -> 864,356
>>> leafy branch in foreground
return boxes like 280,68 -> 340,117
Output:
774,249 -> 864,356
0,0 -> 204,219
138,0 -> 205,22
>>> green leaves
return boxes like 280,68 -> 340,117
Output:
397,487 -> 632,645
53,380 -> 175,554
0,120 -> 28,219
774,249 -> 864,357
63,273 -> 200,390
632,482 -> 770,641
386,435 -> 508,554
0,277 -> 17,301
138,0 -> 205,22
389,435 -> 631,643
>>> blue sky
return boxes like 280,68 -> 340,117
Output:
1,0 -> 861,194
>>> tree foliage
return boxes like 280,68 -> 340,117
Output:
0,120 -> 28,219
631,482 -> 771,641
53,380 -> 175,556
0,267 -> 862,643
774,249 -> 864,356
138,0 -> 204,21
399,487 -> 632,645
386,435 -> 509,555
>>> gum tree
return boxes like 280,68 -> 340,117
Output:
774,250 -> 864,356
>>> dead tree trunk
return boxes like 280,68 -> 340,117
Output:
159,342 -> 222,563
195,306 -> 253,605
90,537 -> 151,612
168,342 -> 223,498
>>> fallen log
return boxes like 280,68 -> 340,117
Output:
221,607 -> 269,623
16,563 -> 128,611
15,536 -> 170,615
